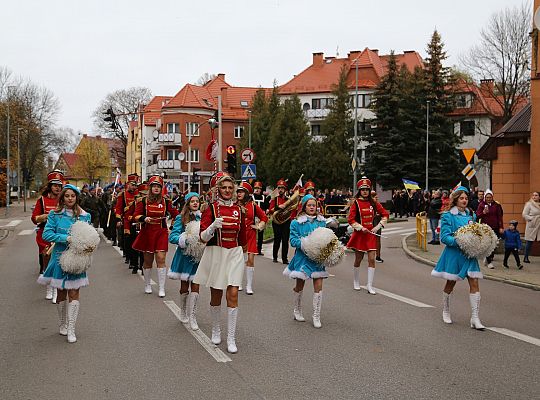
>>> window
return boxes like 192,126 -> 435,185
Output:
234,126 -> 244,139
455,94 -> 472,108
311,124 -> 321,135
460,121 -> 476,136
111,170 -> 116,177
188,149 -> 200,163
312,98 -> 321,109
167,123 -> 179,133
240,100 -> 249,107
357,94 -> 372,108
167,149 -> 181,160
302,103 -> 310,111
186,122 -> 200,137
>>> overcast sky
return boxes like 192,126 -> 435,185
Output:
1,0 -> 521,134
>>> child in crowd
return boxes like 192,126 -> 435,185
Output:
502,220 -> 523,270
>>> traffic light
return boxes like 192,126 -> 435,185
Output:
103,107 -> 118,130
226,145 -> 237,174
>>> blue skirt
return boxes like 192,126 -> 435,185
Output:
283,249 -> 328,280
431,246 -> 483,281
168,248 -> 199,281
37,246 -> 89,289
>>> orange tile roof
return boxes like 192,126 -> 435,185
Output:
447,79 -> 504,118
165,84 -> 216,110
143,96 -> 172,126
280,48 -> 423,94
60,153 -> 79,170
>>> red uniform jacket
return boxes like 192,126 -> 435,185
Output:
347,198 -> 389,230
201,201 -> 247,249
115,190 -> 137,233
133,197 -> 179,227
31,195 -> 60,252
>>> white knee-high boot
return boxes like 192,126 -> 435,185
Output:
67,300 -> 80,343
227,307 -> 238,354
56,300 -> 68,336
188,292 -> 199,331
442,292 -> 452,324
312,291 -> 323,328
245,267 -> 254,295
45,285 -> 53,300
293,290 -> 305,321
211,306 -> 221,345
144,268 -> 152,294
353,267 -> 361,290
157,267 -> 167,298
366,267 -> 376,294
469,292 -> 485,330
52,288 -> 58,304
179,292 -> 189,323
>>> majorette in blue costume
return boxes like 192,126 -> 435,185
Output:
431,186 -> 486,330
193,172 -> 247,354
283,194 -> 341,328
37,184 -> 95,343
347,177 -> 389,294
168,192 -> 203,330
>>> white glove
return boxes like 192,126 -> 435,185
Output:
256,221 -> 266,231
178,232 -> 187,249
371,223 -> 383,233
200,218 -> 224,242
351,222 -> 363,231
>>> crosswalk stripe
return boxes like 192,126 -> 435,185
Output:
6,220 -> 22,227
486,327 -> 540,348
163,300 -> 232,363
18,229 -> 35,235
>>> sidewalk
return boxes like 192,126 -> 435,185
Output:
0,202 -> 33,241
402,232 -> 540,291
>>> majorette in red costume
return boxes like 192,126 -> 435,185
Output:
133,175 -> 179,298
347,177 -> 389,294
31,170 -> 64,301
115,173 -> 140,270
193,171 -> 247,354
236,181 -> 268,295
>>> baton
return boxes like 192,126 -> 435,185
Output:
46,243 -> 55,255
366,230 -> 389,239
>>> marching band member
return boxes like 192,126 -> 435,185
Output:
283,194 -> 328,328
252,181 -> 268,255
132,175 -> 179,297
347,177 -> 389,294
114,174 -> 139,270
304,180 -> 324,214
431,187 -> 485,329
32,170 -> 64,302
268,179 -> 291,264
193,172 -> 246,354
236,181 -> 268,295
37,184 -> 92,343
168,192 -> 202,330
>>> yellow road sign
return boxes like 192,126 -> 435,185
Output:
462,148 -> 476,164
461,164 -> 476,180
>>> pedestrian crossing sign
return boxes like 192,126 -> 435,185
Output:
241,164 -> 256,179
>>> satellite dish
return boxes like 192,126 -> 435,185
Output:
535,7 -> 540,29
178,152 -> 185,161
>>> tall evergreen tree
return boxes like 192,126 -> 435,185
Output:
313,65 -> 353,189
423,30 -> 461,189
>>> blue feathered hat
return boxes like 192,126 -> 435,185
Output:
184,192 -> 199,203
64,184 -> 80,194
301,194 -> 316,205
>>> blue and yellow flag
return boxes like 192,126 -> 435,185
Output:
402,179 -> 421,190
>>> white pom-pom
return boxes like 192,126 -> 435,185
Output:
302,227 -> 345,268
454,222 -> 499,259
59,221 -> 100,274
184,221 -> 206,262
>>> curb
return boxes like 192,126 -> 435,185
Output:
402,232 -> 540,291
0,229 -> 8,242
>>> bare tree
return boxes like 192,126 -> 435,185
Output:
195,72 -> 216,86
92,87 -> 152,160
460,2 -> 531,123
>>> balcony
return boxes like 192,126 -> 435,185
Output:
158,133 -> 182,146
157,159 -> 181,170
305,108 -> 330,120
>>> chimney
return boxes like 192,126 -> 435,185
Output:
480,79 -> 495,94
348,50 -> 361,61
217,73 -> 225,81
313,52 -> 324,66
371,49 -> 379,55
221,87 -> 228,107
96,135 -> 101,139
83,134 -> 87,138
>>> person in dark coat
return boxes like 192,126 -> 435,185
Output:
427,190 -> 443,244
392,190 -> 401,218
476,189 -> 504,269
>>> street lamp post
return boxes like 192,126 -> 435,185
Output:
17,128 -> 22,204
353,58 -> 359,190
248,111 -> 252,149
425,100 -> 430,192
5,86 -> 15,215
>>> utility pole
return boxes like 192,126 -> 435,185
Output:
17,128 -> 22,204
353,59 -> 359,190
5,86 -> 15,215
425,100 -> 430,192
218,95 -> 223,171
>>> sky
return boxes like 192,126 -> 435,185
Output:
1,0 -> 521,134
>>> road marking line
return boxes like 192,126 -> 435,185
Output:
486,327 -> 540,347
381,227 -> 407,232
6,219 -> 22,227
360,286 -> 434,308
163,300 -> 232,363
18,229 -> 35,235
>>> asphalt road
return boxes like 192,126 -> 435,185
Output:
1,216 -> 539,400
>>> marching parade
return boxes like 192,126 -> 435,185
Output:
1,1 -> 540,398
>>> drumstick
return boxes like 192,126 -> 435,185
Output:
367,230 -> 388,239
46,243 -> 55,255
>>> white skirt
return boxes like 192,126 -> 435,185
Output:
193,246 -> 244,290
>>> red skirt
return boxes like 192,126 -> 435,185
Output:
347,230 -> 377,252
132,224 -> 169,253
246,229 -> 258,254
